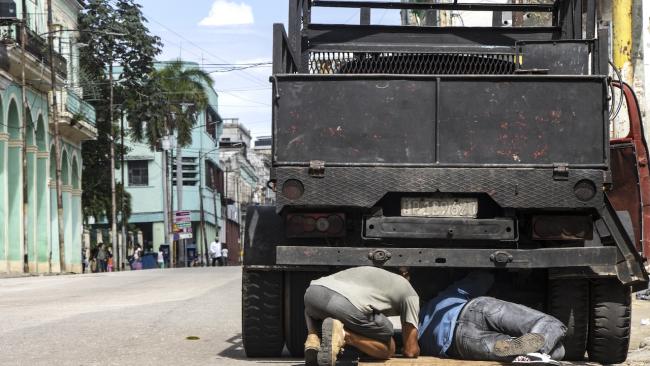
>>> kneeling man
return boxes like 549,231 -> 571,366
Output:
419,271 -> 567,363
304,266 -> 420,366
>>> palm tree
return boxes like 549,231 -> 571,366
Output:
155,60 -> 214,147
128,59 -> 214,149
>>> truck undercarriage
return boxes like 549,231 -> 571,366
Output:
242,1 -> 650,364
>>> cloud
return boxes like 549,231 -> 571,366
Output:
199,0 -> 254,27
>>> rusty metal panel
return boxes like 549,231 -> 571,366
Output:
274,75 -> 607,166
607,143 -> 642,251
517,41 -> 592,75
275,78 -> 436,164
438,78 -> 606,165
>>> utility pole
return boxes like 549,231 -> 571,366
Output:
176,143 -> 184,266
169,147 -> 174,267
198,154 -> 208,266
20,0 -> 28,273
109,62 -> 118,270
120,111 -> 127,269
613,0 -> 634,85
47,0 -> 65,273
161,142 -> 171,266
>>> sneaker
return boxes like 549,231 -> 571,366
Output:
304,333 -> 320,366
513,352 -> 561,365
493,333 -> 545,358
317,318 -> 345,366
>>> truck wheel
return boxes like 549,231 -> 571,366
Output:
587,278 -> 631,364
242,269 -> 284,357
284,271 -> 318,357
547,279 -> 589,361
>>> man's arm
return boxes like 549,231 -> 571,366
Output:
402,323 -> 420,358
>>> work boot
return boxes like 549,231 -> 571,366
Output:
318,318 -> 345,366
493,333 -> 545,358
304,333 -> 320,366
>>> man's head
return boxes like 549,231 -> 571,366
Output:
399,267 -> 411,281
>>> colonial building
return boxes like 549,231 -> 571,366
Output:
0,0 -> 96,273
219,119 -> 262,264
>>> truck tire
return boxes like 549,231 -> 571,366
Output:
242,269 -> 284,357
284,271 -> 318,357
547,279 -> 589,361
587,278 -> 631,364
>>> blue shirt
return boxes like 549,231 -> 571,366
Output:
417,271 -> 495,357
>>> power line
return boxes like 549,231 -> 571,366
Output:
137,7 -> 270,88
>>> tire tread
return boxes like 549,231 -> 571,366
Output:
242,270 -> 284,357
547,279 -> 589,361
587,278 -> 631,364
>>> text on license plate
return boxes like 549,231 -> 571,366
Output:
400,197 -> 479,218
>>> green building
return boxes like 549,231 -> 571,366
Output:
0,0 -> 96,273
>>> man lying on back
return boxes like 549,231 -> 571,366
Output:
418,271 -> 567,364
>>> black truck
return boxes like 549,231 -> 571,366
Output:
242,1 -> 650,363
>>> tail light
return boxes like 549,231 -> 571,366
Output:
286,213 -> 346,238
531,215 -> 593,240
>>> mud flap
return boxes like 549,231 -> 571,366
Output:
599,196 -> 649,291
243,205 -> 285,266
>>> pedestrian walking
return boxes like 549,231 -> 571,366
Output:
221,246 -> 229,266
82,250 -> 88,274
107,247 -> 113,272
418,271 -> 566,363
132,245 -> 143,270
209,238 -> 221,266
157,247 -> 165,269
96,244 -> 107,273
303,266 -> 420,366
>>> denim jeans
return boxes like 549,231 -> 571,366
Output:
451,297 -> 567,361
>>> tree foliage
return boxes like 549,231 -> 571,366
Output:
79,0 -> 162,223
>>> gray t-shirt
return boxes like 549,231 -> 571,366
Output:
311,266 -> 419,328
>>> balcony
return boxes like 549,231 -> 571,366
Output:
51,88 -> 97,141
13,26 -> 67,78
0,25 -> 68,93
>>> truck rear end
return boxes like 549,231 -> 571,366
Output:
242,1 -> 649,363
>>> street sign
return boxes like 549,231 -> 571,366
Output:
174,211 -> 191,223
173,211 -> 193,239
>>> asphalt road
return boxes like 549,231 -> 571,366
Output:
2,267 -> 650,366
0,267 -> 300,366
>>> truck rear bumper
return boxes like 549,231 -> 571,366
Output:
276,245 -> 618,269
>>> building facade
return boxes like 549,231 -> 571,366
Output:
252,135 -> 274,205
219,119 -> 263,264
115,62 -> 223,265
0,0 -> 96,273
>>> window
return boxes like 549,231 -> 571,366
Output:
206,107 -> 221,141
128,160 -> 149,186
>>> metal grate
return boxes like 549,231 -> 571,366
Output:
309,52 -> 518,75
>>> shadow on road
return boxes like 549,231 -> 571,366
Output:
218,333 -> 304,365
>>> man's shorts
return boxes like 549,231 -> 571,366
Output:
304,285 -> 394,344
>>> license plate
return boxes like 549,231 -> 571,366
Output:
401,197 -> 478,218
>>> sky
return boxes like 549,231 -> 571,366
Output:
135,0 -> 403,140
